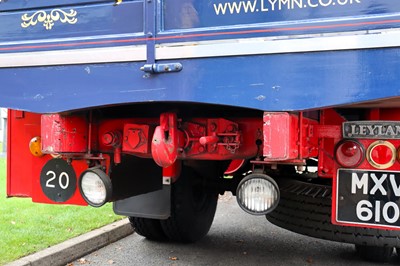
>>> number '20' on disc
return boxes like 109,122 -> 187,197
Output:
40,158 -> 77,202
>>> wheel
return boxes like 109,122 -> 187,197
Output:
266,178 -> 400,250
160,166 -> 218,243
355,245 -> 393,263
128,217 -> 167,241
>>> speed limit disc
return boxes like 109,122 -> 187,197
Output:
40,158 -> 77,202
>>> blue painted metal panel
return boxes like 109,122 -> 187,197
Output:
163,0 -> 400,30
1,48 -> 400,113
0,0 -> 145,52
159,0 -> 400,42
0,0 -> 400,113
1,0 -> 399,52
0,0 -> 112,11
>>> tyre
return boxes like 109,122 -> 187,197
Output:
160,166 -> 218,243
266,178 -> 400,261
128,217 -> 166,241
355,245 -> 393,263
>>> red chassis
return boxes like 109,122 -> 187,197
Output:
8,110 -> 264,204
7,107 -> 400,259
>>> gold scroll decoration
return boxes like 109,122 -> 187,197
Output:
21,9 -> 78,30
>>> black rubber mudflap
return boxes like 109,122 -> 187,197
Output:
266,179 -> 400,247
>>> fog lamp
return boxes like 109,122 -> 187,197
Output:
79,167 -> 112,207
236,173 -> 280,215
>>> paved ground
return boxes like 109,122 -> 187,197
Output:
69,193 -> 400,266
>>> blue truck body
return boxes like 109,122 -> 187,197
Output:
0,0 -> 399,112
5,2 -> 400,260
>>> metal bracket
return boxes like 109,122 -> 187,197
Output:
142,1 -> 183,74
144,0 -> 156,64
163,176 -> 172,185
140,63 -> 183,74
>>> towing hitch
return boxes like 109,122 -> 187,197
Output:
151,113 -> 180,168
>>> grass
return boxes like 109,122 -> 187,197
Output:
0,158 -> 123,265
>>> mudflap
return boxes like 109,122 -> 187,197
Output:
113,185 -> 171,220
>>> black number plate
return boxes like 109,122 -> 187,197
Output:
336,169 -> 400,229
40,158 -> 77,202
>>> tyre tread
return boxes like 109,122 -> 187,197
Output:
128,217 -> 166,241
160,166 -> 218,243
266,179 -> 400,247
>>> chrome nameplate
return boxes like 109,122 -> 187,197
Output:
343,121 -> 400,139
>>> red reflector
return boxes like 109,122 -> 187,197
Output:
335,140 -> 364,168
367,141 -> 396,169
371,145 -> 392,164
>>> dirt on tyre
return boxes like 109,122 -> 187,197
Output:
160,166 -> 218,243
266,178 -> 400,262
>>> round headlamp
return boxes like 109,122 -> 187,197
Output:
79,167 -> 112,207
236,173 -> 280,215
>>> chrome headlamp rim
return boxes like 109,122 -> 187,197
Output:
79,167 -> 112,207
236,173 -> 280,216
